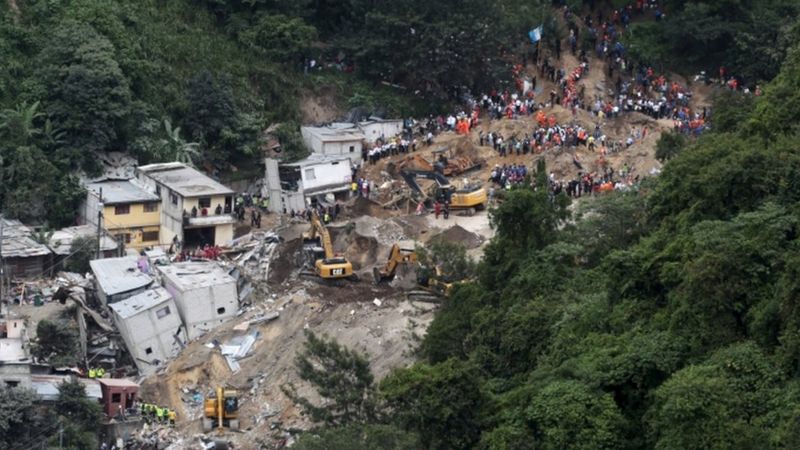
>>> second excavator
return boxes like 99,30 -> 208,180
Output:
373,243 -> 417,283
400,169 -> 488,214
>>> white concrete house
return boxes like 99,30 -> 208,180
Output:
263,154 -> 352,214
157,262 -> 238,340
109,287 -> 187,376
0,316 -> 31,389
136,163 -> 236,248
357,119 -> 404,144
301,124 -> 364,166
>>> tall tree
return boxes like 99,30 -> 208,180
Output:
283,331 -> 380,426
37,21 -> 131,173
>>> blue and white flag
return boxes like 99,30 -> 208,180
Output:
529,26 -> 543,44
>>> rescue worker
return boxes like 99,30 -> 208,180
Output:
156,406 -> 165,423
96,367 -> 105,378
168,409 -> 177,426
88,368 -> 97,379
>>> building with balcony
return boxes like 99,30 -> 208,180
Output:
136,163 -> 235,248
82,179 -> 162,250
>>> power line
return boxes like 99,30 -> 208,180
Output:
9,419 -> 62,450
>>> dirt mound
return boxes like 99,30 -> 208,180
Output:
345,234 -> 380,270
430,225 -> 483,249
392,215 -> 431,238
389,264 -> 419,290
269,238 -> 302,286
299,86 -> 343,124
348,196 -> 394,219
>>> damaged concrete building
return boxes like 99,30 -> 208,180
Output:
0,218 -> 52,280
109,287 -> 187,376
157,262 -> 238,339
263,154 -> 352,214
301,124 -> 365,166
90,256 -> 154,306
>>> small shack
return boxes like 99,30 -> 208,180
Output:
49,225 -> 119,267
98,378 -> 139,419
0,218 -> 52,280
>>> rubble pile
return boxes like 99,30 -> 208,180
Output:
429,225 -> 484,249
225,230 -> 282,284
128,422 -> 232,450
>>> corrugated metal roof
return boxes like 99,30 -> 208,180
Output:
109,287 -> 173,319
284,153 -> 352,167
97,378 -> 139,388
157,261 -> 235,292
31,375 -> 102,401
49,225 -> 118,256
137,163 -> 234,197
90,256 -> 153,297
302,125 -> 365,142
0,219 -> 52,258
86,179 -> 160,205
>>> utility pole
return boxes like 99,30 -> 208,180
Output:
96,188 -> 103,260
0,213 -> 5,304
58,424 -> 64,449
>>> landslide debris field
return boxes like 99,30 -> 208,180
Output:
139,208 -> 493,448
138,21 -> 711,449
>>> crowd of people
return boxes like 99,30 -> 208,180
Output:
366,137 -> 417,164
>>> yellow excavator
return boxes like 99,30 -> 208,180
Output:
203,387 -> 239,431
373,244 -> 418,283
400,169 -> 488,214
302,210 -> 356,281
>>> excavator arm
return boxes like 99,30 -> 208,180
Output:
374,244 -> 418,283
400,169 -> 453,201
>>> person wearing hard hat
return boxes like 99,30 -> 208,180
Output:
168,409 -> 177,426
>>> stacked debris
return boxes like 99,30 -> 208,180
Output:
128,422 -> 232,450
224,231 -> 282,284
